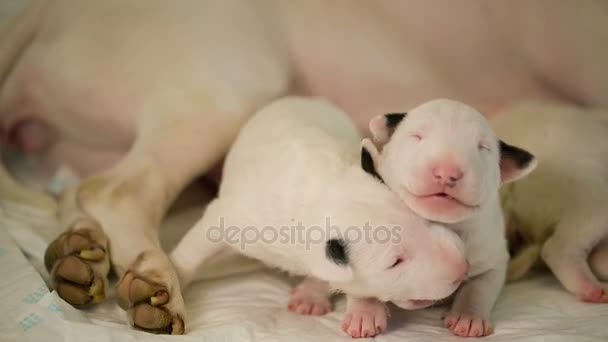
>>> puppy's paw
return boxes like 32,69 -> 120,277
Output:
341,298 -> 389,338
116,251 -> 186,335
288,287 -> 332,315
578,283 -> 608,303
444,312 -> 493,337
45,219 -> 110,306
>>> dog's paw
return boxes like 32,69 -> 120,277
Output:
288,287 -> 332,315
116,251 -> 185,335
44,219 -> 110,306
578,283 -> 608,303
444,312 -> 493,337
341,298 -> 389,338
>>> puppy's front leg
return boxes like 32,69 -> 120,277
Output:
170,199 -> 228,288
342,296 -> 389,339
288,277 -> 333,315
444,265 -> 506,337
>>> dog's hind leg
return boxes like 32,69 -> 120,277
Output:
39,0 -> 290,331
45,185 -> 109,305
542,211 -> 608,303
44,107 -> 247,333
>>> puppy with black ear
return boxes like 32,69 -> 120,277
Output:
170,97 -> 470,338
492,101 -> 608,303
362,99 -> 537,337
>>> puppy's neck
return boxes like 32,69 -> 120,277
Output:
322,165 -> 415,222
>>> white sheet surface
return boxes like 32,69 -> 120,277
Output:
2,199 -> 607,342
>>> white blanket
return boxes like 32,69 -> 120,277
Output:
1,199 -> 607,342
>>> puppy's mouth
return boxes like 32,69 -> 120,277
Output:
402,187 -> 479,211
420,192 -> 478,209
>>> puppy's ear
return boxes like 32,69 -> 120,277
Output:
361,138 -> 383,181
310,238 -> 353,283
499,141 -> 537,184
369,113 -> 406,145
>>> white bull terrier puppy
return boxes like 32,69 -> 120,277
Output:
3,0 -> 608,335
361,99 -> 537,337
170,97 -> 470,338
492,101 -> 608,302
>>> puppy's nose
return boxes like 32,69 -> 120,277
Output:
432,162 -> 464,186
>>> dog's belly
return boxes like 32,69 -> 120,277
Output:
1,0 -> 284,176
277,0 -> 566,133
1,0 -> 599,177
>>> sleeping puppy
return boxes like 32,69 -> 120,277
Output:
3,0 -> 608,334
170,97 -> 469,338
362,99 -> 537,337
492,101 -> 608,302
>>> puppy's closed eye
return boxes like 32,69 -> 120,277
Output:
478,141 -> 491,151
410,133 -> 423,141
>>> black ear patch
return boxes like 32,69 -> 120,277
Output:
384,113 -> 406,128
326,238 -> 349,266
499,141 -> 534,168
361,146 -> 384,182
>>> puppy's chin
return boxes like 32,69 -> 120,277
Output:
392,299 -> 436,310
402,195 -> 475,224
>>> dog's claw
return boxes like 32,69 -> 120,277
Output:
151,291 -> 170,306
130,278 -> 161,303
80,248 -> 105,261
117,271 -> 184,334
172,316 -> 185,335
45,224 -> 110,307
89,278 -> 106,303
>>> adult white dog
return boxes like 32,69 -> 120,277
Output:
1,0 -> 607,335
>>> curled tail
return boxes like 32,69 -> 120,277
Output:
0,0 -> 56,212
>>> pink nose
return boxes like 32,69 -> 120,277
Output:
432,162 -> 464,186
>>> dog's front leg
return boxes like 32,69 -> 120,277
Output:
288,277 -> 333,315
444,264 -> 506,337
342,296 -> 390,338
44,108 -> 249,334
170,199 -> 229,288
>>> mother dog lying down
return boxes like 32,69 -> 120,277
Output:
170,97 -> 469,338
2,0 -> 608,335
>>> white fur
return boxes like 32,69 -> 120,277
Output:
170,97 -> 469,336
363,99 -> 537,337
493,101 -> 608,302
1,0 -> 607,335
